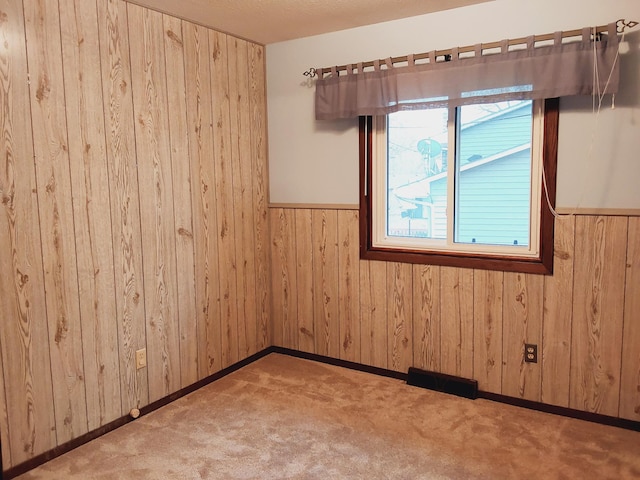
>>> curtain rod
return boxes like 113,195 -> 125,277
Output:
303,18 -> 638,79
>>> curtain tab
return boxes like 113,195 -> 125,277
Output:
330,66 -> 338,77
554,31 -> 562,46
608,22 -> 617,38
500,39 -> 508,53
474,44 -> 482,58
374,60 -> 381,71
428,51 -> 436,64
346,64 -> 354,75
407,54 -> 415,66
451,47 -> 459,60
526,36 -> 534,51
357,62 -> 363,74
581,27 -> 591,44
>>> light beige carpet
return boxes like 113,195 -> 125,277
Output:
14,353 -> 640,479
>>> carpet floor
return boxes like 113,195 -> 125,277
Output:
13,353 -> 640,479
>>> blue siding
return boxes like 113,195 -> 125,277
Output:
430,149 -> 531,245
458,103 -> 532,164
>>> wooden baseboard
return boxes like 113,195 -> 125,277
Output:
271,346 -> 408,381
477,391 -> 640,432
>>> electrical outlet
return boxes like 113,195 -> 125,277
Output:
524,344 -> 538,363
135,348 -> 147,369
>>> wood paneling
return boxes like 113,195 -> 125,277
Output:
0,0 -> 57,464
248,42 -> 271,351
360,260 -> 388,368
0,352 -> 8,467
413,265 -> 440,371
229,37 -> 258,360
502,272 -> 543,401
542,214 -> 575,407
388,262 -> 413,372
295,209 -> 315,352
210,30 -> 239,369
570,216 -> 627,416
59,0 -> 121,430
128,4 -> 181,403
621,217 -> 640,420
312,210 -> 340,357
440,267 -> 474,378
270,208 -> 640,421
473,270 -> 503,392
0,0 -> 269,471
24,0 -> 88,444
97,0 -> 148,412
270,208 -> 297,348
182,20 -> 221,378
338,210 -> 360,362
163,14 -> 199,389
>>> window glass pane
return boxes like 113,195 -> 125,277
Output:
386,108 -> 448,239
455,101 -> 533,246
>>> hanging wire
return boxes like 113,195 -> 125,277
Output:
542,25 -> 627,219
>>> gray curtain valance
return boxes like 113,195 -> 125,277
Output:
315,23 -> 619,120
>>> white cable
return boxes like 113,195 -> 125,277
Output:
541,28 -> 623,218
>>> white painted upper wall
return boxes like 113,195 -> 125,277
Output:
266,0 -> 640,208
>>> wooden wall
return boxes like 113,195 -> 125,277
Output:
0,0 -> 270,470
271,208 -> 640,422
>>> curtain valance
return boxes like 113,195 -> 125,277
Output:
315,23 -> 619,120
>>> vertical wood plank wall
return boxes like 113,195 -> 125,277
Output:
0,0 -> 270,470
270,208 -> 640,423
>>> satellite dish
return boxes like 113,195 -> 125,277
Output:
417,138 -> 442,157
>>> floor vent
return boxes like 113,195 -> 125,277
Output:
407,368 -> 478,400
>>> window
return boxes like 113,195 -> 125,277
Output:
359,98 -> 558,274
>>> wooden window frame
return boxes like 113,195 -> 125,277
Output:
359,98 -> 559,274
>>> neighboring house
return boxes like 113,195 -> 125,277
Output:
392,101 -> 533,245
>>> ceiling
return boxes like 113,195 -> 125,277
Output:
128,0 -> 491,44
